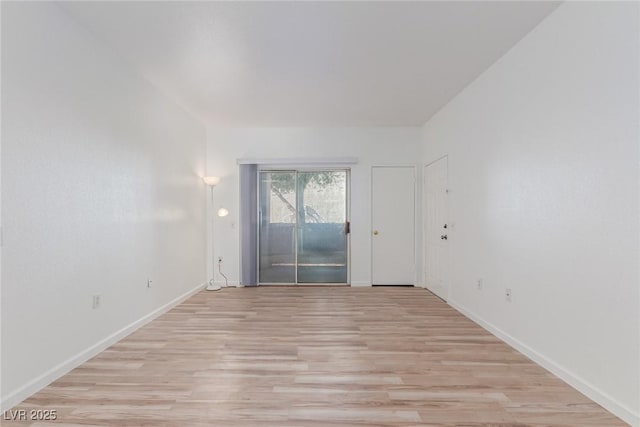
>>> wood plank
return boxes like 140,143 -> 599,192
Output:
3,287 -> 628,426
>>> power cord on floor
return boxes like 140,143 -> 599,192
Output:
218,258 -> 228,287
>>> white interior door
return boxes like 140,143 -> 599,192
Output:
371,166 -> 415,285
424,156 -> 448,300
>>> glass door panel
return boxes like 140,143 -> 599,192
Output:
296,171 -> 348,283
258,171 -> 296,283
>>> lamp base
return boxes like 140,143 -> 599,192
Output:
206,281 -> 222,291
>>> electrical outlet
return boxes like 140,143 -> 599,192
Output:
147,278 -> 152,288
505,288 -> 512,302
92,295 -> 101,309
476,279 -> 483,290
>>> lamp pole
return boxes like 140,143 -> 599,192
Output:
203,176 -> 222,291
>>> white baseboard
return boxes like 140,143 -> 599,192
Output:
350,281 -> 372,287
0,282 -> 206,412
448,299 -> 639,427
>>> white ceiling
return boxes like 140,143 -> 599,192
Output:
61,1 -> 560,127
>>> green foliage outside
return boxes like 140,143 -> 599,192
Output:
269,171 -> 342,223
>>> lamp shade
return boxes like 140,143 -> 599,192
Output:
203,176 -> 220,187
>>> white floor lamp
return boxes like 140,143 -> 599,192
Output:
203,176 -> 222,291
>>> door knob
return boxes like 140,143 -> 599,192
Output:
373,230 -> 379,235
440,235 -> 448,240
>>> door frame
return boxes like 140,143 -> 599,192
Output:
256,166 -> 351,285
370,164 -> 418,286
423,155 -> 449,300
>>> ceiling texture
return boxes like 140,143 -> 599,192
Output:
61,1 -> 560,127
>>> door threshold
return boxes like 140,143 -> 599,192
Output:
372,284 -> 415,287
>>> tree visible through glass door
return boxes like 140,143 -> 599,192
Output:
258,170 -> 348,284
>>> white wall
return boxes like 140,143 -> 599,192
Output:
206,127 -> 421,286
1,3 -> 207,408
421,2 -> 639,425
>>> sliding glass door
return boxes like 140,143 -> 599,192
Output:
259,171 -> 297,283
258,170 -> 348,284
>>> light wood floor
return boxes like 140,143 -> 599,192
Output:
4,287 -> 627,426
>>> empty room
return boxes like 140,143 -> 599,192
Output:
1,1 -> 639,426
